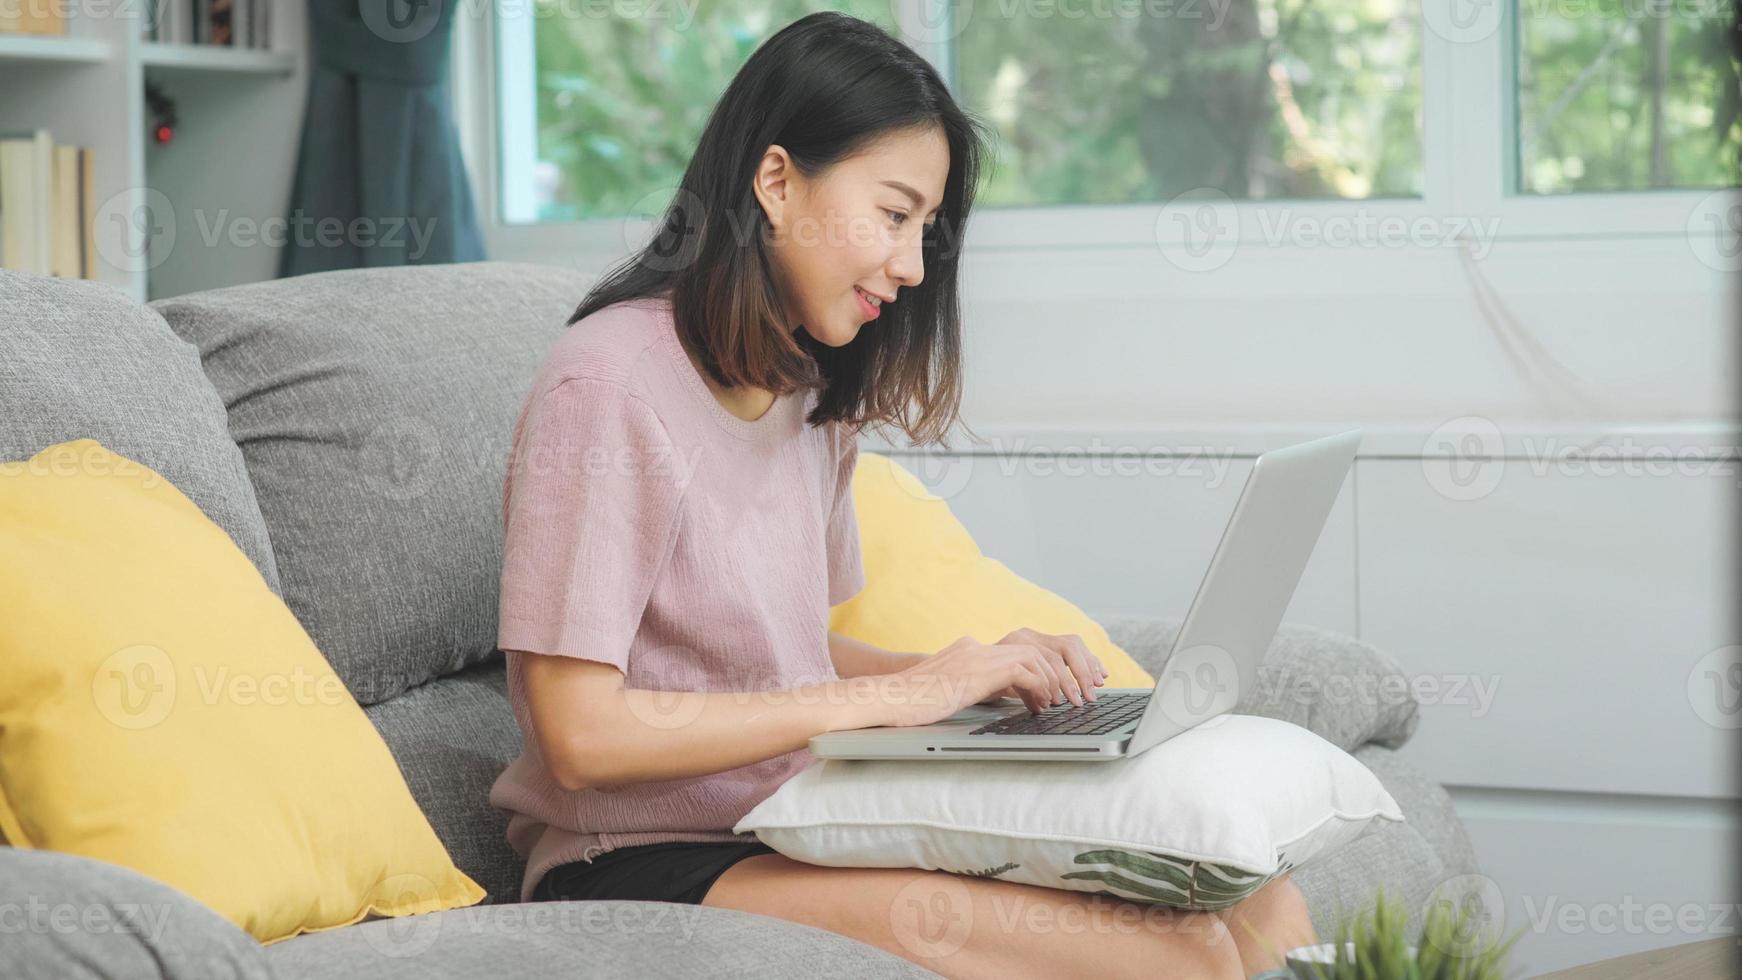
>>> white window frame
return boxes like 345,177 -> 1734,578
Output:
450,0 -> 1734,262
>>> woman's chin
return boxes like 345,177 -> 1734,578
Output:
806,322 -> 861,348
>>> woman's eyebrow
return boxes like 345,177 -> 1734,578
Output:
880,179 -> 941,216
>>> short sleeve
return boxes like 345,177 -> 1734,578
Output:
826,426 -> 865,606
497,378 -> 688,672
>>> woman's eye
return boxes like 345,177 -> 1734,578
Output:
885,210 -> 908,226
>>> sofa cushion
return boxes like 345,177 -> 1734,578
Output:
150,261 -> 588,704
1294,744 -> 1481,942
364,658 -> 524,905
1100,615 -> 1422,752
0,846 -> 277,980
0,271 -> 281,595
0,439 -> 486,945
828,451 -> 1157,690
265,901 -> 944,980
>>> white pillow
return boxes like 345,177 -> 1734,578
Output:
734,714 -> 1403,910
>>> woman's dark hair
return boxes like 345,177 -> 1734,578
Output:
567,11 -> 992,449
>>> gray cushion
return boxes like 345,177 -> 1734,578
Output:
1295,744 -> 1481,945
264,901 -> 944,980
150,261 -> 590,704
1100,615 -> 1421,752
363,657 -> 523,905
0,846 -> 276,980
0,271 -> 282,595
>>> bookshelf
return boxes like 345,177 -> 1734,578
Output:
0,0 -> 307,302
140,41 -> 295,73
0,34 -> 111,62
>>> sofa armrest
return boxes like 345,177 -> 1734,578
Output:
0,847 -> 275,980
1097,614 -> 1421,752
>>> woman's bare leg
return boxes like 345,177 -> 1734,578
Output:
1214,873 -> 1319,974
704,853 -> 1245,980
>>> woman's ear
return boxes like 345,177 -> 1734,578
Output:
751,144 -> 796,234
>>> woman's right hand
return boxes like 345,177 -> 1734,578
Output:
868,635 -> 1072,729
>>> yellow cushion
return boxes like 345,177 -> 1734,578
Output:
0,439 -> 484,945
828,451 -> 1156,690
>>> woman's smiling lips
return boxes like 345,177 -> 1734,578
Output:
854,286 -> 884,320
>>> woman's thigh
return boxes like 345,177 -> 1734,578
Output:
701,853 -> 1244,980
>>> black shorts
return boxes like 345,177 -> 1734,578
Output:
531,840 -> 780,906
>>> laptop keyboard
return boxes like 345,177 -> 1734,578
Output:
967,691 -> 1148,736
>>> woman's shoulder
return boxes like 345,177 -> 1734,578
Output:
536,296 -> 675,396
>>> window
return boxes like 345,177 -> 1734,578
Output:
503,1 -> 900,223
1515,0 -> 1741,193
484,0 -> 1738,232
950,0 -> 1423,204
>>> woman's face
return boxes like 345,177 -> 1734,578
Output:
752,126 -> 949,347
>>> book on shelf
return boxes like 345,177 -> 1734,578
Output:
0,0 -> 65,36
141,0 -> 270,48
0,129 -> 98,281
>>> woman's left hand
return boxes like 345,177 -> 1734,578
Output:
973,628 -> 1107,710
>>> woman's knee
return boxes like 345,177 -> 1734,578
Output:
1217,873 -> 1318,968
1165,911 -> 1246,980
1223,873 -> 1305,917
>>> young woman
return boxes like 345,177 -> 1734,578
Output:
488,12 -> 1318,979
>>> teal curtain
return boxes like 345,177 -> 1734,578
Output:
279,0 -> 485,276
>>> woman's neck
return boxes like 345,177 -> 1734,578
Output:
675,330 -> 779,423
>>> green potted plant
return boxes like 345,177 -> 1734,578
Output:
1246,883 -> 1525,979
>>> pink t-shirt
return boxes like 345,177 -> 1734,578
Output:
487,293 -> 865,903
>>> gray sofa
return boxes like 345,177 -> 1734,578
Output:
0,262 -> 1479,979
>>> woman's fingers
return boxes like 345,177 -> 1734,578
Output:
999,629 -> 1100,705
1008,655 -> 1054,714
1060,634 -> 1102,701
1028,645 -> 1075,708
1028,637 -> 1082,706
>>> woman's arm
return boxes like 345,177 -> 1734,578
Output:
521,652 -> 898,791
827,630 -> 929,678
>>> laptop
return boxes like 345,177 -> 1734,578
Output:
808,428 -> 1362,762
